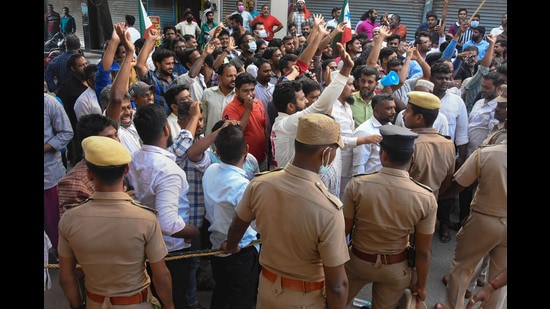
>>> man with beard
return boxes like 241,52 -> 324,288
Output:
463,25 -> 490,59
356,8 -> 379,40
136,27 -> 179,115
453,46 -> 479,90
428,60 -> 470,243
202,63 -> 238,135
250,4 -> 284,42
270,43 -> 353,197
352,93 -> 395,175
56,52 -> 88,166
199,10 -> 218,48
350,65 -> 379,129
328,72 -> 382,198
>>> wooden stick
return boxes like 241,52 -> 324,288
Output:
467,0 -> 487,23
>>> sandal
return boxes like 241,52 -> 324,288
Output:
439,224 -> 452,243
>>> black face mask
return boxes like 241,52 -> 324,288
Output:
186,16 -> 193,22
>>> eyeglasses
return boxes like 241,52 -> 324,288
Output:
174,45 -> 186,50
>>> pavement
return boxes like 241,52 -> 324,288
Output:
43,210 -> 507,308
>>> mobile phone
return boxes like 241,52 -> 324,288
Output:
437,19 -> 443,26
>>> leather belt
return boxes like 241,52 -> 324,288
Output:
352,247 -> 407,264
262,267 -> 325,292
86,288 -> 148,305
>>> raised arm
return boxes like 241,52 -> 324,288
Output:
106,23 -> 135,123
101,27 -> 121,71
136,28 -> 161,78
296,14 -> 329,75
366,25 -> 390,67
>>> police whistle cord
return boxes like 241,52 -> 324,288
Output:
44,239 -> 262,269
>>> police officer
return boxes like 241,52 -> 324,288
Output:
222,113 -> 350,308
58,136 -> 175,309
402,91 -> 456,243
343,125 -> 437,309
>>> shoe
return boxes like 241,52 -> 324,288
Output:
465,289 -> 472,298
477,279 -> 486,287
442,274 -> 449,286
439,224 -> 452,243
434,302 -> 446,309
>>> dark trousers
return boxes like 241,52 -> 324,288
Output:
210,246 -> 260,309
148,247 -> 194,309
437,197 -> 454,226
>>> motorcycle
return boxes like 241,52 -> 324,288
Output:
44,32 -> 65,68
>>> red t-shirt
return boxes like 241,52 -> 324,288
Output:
222,96 -> 268,163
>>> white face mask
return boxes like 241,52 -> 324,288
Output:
248,41 -> 257,53
257,30 -> 268,38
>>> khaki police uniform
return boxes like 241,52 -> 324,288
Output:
236,164 -> 350,308
408,127 -> 456,198
445,142 -> 507,309
58,191 -> 168,309
343,168 -> 437,309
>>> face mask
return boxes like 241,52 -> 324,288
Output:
186,16 -> 193,22
318,147 -> 331,175
470,20 -> 479,28
238,5 -> 245,12
302,31 -> 309,36
257,30 -> 268,38
248,41 -> 257,52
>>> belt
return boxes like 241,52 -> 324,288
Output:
352,247 -> 407,264
86,289 -> 148,305
262,267 -> 325,292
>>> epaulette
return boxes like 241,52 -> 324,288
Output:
131,200 -> 159,215
254,167 -> 283,177
352,171 -> 378,177
315,181 -> 343,210
62,198 -> 91,212
409,177 -> 434,192
438,133 -> 452,140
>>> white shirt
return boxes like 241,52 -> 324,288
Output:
270,73 -> 348,168
330,99 -> 356,179
201,86 -> 236,135
118,124 -> 142,154
127,144 -> 191,251
74,87 -> 101,120
352,116 -> 385,175
127,26 -> 141,44
467,98 -> 499,156
175,21 -> 201,37
167,112 -> 181,144
439,91 -> 469,146
176,72 -> 206,102
490,26 -> 504,37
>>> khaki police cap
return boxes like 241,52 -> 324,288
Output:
82,136 -> 131,166
296,114 -> 344,148
407,91 -> 441,109
379,124 -> 418,151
